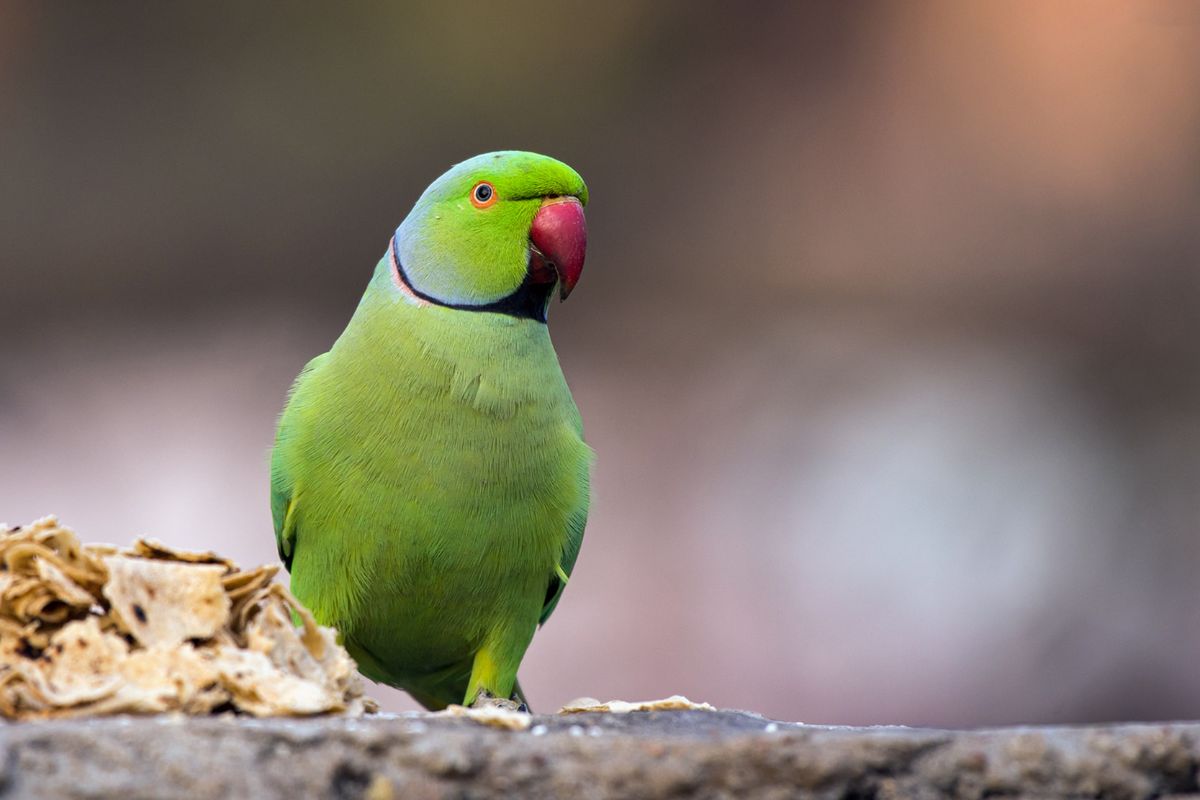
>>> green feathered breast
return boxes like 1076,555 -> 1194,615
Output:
270,152 -> 592,709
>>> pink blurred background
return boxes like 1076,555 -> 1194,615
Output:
2,2 -> 1198,726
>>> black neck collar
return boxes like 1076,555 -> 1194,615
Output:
390,237 -> 551,324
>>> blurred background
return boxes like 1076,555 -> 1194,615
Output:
2,1 -> 1198,726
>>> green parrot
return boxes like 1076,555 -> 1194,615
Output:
269,151 -> 591,710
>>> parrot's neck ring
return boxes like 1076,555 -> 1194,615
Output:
389,237 -> 553,323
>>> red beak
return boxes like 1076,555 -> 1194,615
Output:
529,196 -> 587,300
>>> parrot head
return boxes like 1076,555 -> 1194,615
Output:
392,151 -> 588,323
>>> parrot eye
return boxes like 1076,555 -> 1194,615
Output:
471,181 -> 497,208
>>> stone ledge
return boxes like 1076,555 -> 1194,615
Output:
1,711 -> 1198,799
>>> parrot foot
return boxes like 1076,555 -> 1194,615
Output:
469,688 -> 528,713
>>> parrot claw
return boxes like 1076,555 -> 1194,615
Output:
469,688 -> 527,713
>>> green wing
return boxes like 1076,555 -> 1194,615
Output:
270,353 -> 327,570
540,403 -> 591,626
539,480 -> 589,627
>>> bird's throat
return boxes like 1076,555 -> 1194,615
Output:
389,238 -> 553,323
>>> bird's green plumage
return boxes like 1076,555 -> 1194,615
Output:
270,152 -> 591,709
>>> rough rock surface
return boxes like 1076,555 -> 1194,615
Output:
2,711 -> 1200,799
